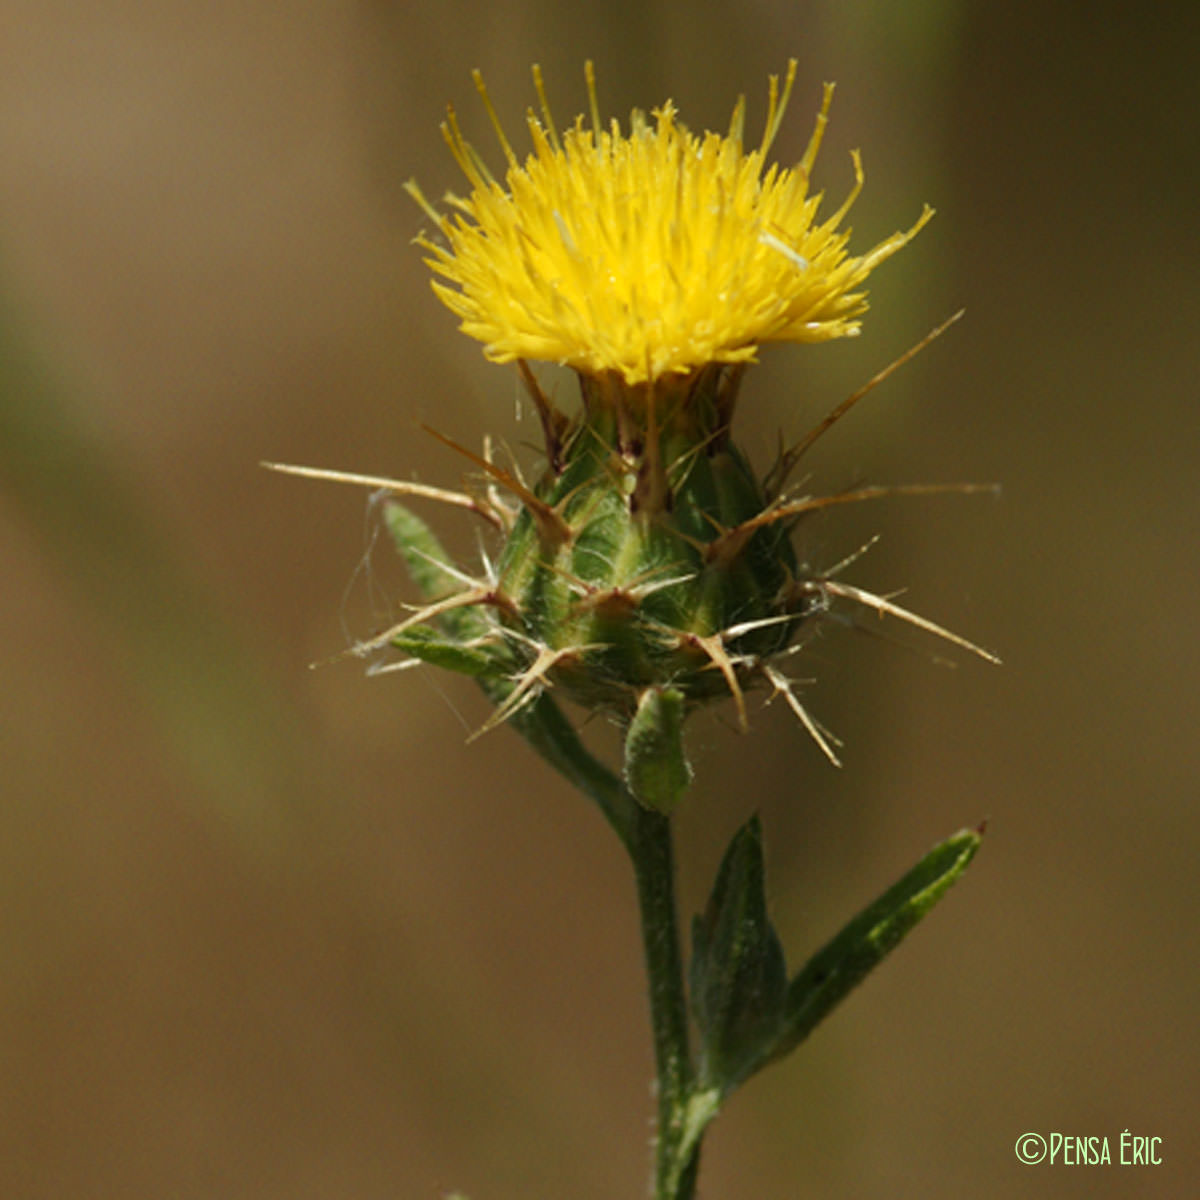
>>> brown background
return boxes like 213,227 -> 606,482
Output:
1,2 -> 1196,1197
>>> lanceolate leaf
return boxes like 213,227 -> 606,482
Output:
390,626 -> 506,677
690,816 -> 788,1092
383,501 -> 491,641
765,826 -> 984,1068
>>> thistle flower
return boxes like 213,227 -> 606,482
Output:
272,61 -> 994,799
407,60 -> 931,385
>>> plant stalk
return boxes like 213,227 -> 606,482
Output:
510,697 -> 704,1196
629,803 -> 701,1199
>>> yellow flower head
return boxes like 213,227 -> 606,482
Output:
407,61 -> 931,385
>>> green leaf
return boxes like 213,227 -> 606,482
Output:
382,501 -> 490,641
766,825 -> 984,1068
389,626 -> 506,677
624,687 -> 693,812
690,816 -> 788,1092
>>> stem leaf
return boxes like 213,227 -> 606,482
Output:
390,626 -> 505,677
766,825 -> 984,1068
690,815 -> 788,1092
383,501 -> 490,640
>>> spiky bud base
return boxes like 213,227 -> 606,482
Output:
497,366 -> 813,714
273,343 -> 996,809
375,363 -> 847,806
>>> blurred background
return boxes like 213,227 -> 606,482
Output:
2,2 -> 1196,1197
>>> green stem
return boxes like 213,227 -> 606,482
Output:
629,803 -> 700,1199
509,704 -> 703,1197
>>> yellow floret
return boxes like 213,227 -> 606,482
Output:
408,61 -> 930,385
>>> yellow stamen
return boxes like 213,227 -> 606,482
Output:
471,68 -> 518,169
759,58 -> 798,158
531,63 -> 561,153
798,82 -> 834,178
584,59 -> 601,137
